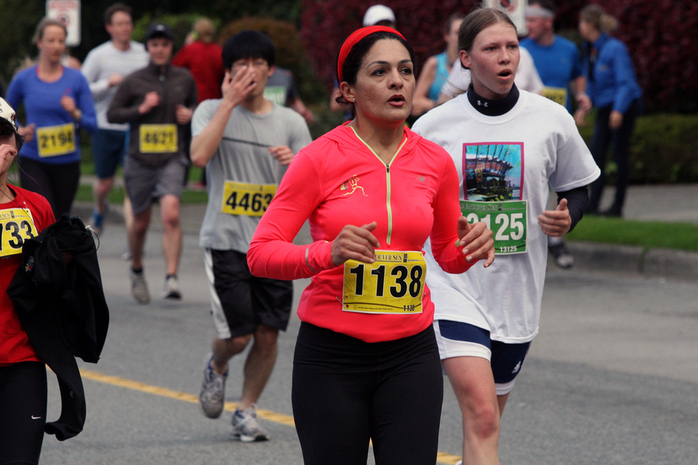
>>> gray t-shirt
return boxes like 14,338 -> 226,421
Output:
81,41 -> 149,131
193,100 -> 312,252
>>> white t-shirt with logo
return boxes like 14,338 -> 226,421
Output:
412,90 -> 599,343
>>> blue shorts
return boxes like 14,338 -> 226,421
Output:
434,320 -> 531,395
92,129 -> 128,179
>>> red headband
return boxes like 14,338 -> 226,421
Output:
336,26 -> 407,83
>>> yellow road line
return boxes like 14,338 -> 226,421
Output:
80,368 -> 460,463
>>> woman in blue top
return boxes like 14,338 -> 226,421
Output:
411,14 -> 464,117
6,18 -> 97,218
575,5 -> 642,217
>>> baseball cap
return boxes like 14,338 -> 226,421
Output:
0,98 -> 19,133
145,23 -> 174,42
0,97 -> 22,149
363,5 -> 396,27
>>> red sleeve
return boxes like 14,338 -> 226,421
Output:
429,155 -> 474,274
247,151 -> 335,280
171,47 -> 190,68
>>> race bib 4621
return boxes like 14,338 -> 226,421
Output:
139,124 -> 177,153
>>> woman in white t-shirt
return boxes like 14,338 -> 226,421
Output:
412,8 -> 599,464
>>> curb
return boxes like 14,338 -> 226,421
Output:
567,241 -> 698,281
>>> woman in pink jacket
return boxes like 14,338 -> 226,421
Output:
248,26 -> 494,464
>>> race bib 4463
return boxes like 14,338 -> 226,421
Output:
221,181 -> 276,217
342,250 -> 426,314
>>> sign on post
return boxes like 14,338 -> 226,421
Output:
46,0 -> 81,47
482,0 -> 528,36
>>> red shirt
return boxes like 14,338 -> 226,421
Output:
0,186 -> 55,366
172,41 -> 224,103
248,125 -> 475,343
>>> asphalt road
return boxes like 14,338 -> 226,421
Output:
39,219 -> 698,464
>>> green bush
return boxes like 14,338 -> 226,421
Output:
577,112 -> 698,184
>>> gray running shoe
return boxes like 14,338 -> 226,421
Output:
163,275 -> 182,300
130,269 -> 150,304
231,404 -> 270,442
199,353 -> 227,419
549,241 -> 575,269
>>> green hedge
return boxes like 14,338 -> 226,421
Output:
577,112 -> 698,184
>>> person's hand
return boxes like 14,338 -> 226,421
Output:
61,94 -> 76,113
221,68 -> 257,108
139,91 -> 161,114
269,145 -> 295,165
574,108 -> 587,126
576,93 -> 592,113
538,198 -> 572,237
609,110 -> 623,130
175,104 -> 193,124
301,108 -> 315,125
410,98 -> 435,117
61,95 -> 81,121
456,216 -> 494,267
108,73 -> 123,87
0,143 -> 18,162
331,221 -> 381,266
18,123 -> 35,142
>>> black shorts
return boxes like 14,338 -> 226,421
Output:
204,248 -> 293,338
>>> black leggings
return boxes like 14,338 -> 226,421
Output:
0,362 -> 47,465
18,157 -> 81,219
292,323 -> 444,465
587,99 -> 640,214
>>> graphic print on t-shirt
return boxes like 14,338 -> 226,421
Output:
461,143 -> 527,254
462,143 -> 523,201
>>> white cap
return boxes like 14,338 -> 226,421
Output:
363,5 -> 396,27
0,98 -> 19,132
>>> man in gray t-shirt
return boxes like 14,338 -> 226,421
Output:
190,30 -> 311,443
81,3 -> 148,234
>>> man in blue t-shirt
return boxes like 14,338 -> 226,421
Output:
521,0 -> 592,269
521,0 -> 592,113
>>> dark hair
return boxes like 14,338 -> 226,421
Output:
0,124 -> 24,152
444,13 -> 465,36
335,31 -> 415,107
458,8 -> 516,68
222,30 -> 276,70
104,3 -> 132,25
528,0 -> 557,16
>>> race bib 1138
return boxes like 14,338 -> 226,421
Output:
342,250 -> 426,314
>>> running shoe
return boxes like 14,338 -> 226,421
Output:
199,353 -> 228,419
130,268 -> 150,304
91,201 -> 109,235
231,404 -> 270,442
163,275 -> 181,300
549,241 -> 574,269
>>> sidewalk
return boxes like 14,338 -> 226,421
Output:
74,178 -> 698,280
